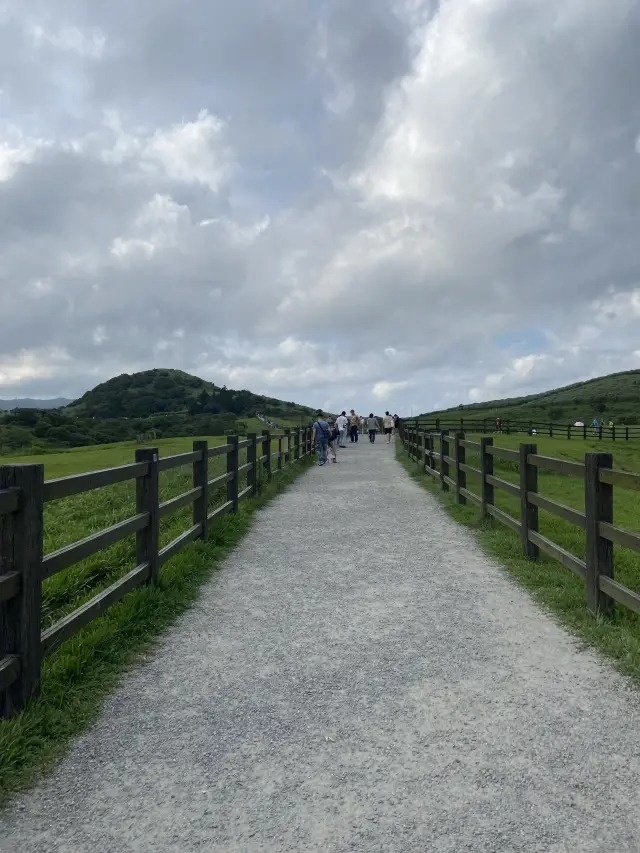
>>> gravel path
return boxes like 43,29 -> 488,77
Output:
3,438 -> 640,851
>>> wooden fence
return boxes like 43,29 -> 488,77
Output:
401,424 -> 640,620
0,427 -> 312,718
410,417 -> 638,442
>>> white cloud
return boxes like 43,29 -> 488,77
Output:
1,0 -> 640,415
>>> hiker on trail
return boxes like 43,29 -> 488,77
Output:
349,410 -> 359,443
393,414 -> 400,434
383,411 -> 395,443
367,413 -> 378,443
336,411 -> 348,447
495,417 -> 502,433
312,410 -> 331,466
592,418 -> 599,435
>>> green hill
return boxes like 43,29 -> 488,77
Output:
0,369 -> 318,455
421,369 -> 640,426
67,368 -> 316,421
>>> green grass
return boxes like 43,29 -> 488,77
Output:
421,367 -> 640,426
0,433 -> 309,804
397,435 -> 640,687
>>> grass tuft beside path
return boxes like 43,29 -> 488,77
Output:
397,442 -> 640,689
0,457 -> 312,805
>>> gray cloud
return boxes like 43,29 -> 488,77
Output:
1,0 -> 640,413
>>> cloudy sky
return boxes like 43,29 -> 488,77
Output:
1,0 -> 640,415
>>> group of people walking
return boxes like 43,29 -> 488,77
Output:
311,410 -> 400,466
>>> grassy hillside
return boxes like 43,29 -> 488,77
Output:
422,369 -> 640,426
0,370 -> 318,455
67,368 -> 316,421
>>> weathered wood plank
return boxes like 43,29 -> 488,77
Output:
486,503 -> 521,533
585,453 -> 614,615
527,493 -> 586,529
460,487 -> 481,507
599,576 -> 640,616
486,474 -> 521,498
599,522 -> 640,553
157,524 -> 203,568
528,531 -> 586,579
158,487 -> 203,519
207,501 -> 234,528
41,562 -> 151,657
42,513 -> 149,580
157,450 -> 202,473
527,455 -> 585,477
43,462 -> 148,502
0,464 -> 44,716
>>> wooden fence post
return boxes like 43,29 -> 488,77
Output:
421,430 -> 427,471
247,433 -> 257,495
284,428 -> 291,464
455,433 -> 466,505
585,452 -> 614,616
0,464 -> 44,717
612,425 -> 616,442
626,427 -> 629,441
480,437 -> 494,519
263,431 -> 272,481
519,443 -> 539,560
583,423 -> 587,441
192,440 -> 209,542
567,425 -> 571,440
441,430 -> 449,492
135,448 -> 159,584
277,435 -> 283,471
227,435 -> 239,512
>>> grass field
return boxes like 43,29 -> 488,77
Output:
0,430 -> 304,802
399,432 -> 640,687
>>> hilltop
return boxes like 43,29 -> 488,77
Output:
423,369 -> 640,426
0,369 -> 318,455
67,369 -> 316,421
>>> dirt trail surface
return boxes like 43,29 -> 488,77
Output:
4,439 -> 640,852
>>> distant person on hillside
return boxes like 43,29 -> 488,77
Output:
366,413 -> 378,442
592,418 -> 599,435
312,410 -> 331,466
349,410 -> 359,443
336,411 -> 348,447
495,417 -> 503,433
383,411 -> 394,443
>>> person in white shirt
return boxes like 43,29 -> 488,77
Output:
383,411 -> 395,443
335,411 -> 348,448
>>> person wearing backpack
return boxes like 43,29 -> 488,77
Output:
312,410 -> 331,466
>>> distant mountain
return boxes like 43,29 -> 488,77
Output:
0,397 -> 72,411
421,369 -> 640,425
66,368 -> 317,421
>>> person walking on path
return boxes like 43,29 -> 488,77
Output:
366,413 -> 379,443
336,411 -> 348,447
393,414 -> 400,435
312,410 -> 331,465
349,410 -> 359,443
383,411 -> 395,443
327,419 -> 339,463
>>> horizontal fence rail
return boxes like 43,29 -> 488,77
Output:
408,416 -> 640,442
400,422 -> 640,628
0,426 -> 313,718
